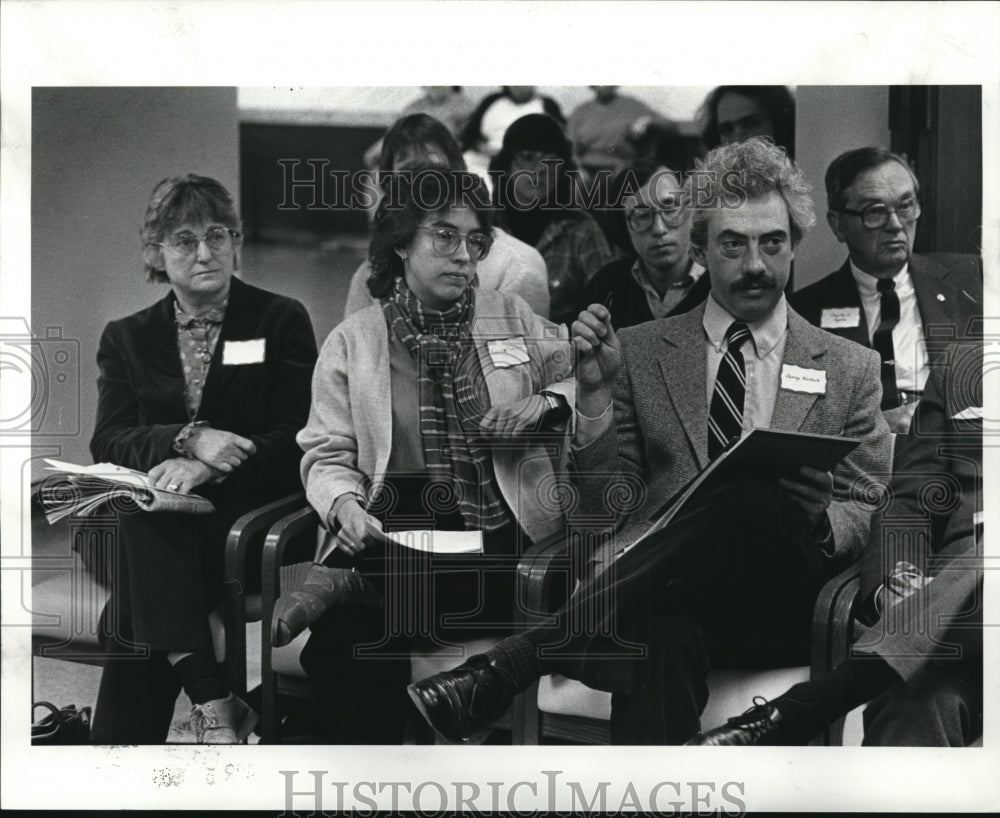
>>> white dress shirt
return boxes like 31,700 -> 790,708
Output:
850,261 -> 929,394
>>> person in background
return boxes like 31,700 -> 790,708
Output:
566,86 -> 662,179
491,113 -> 615,325
697,85 -> 796,158
289,170 -> 576,742
88,174 -> 317,744
345,113 -> 550,319
584,160 -> 708,329
362,87 -> 475,169
688,340 -> 983,747
461,86 -> 565,159
790,147 -> 982,435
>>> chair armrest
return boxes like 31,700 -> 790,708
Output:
514,531 -> 570,630
809,560 -> 861,745
222,492 -> 306,694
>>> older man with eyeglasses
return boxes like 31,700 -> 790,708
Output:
790,147 -> 982,434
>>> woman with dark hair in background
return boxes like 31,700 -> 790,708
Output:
89,174 -> 317,744
584,160 -> 709,329
491,113 -> 615,325
697,85 -> 796,158
345,113 -> 550,318
282,169 -> 576,742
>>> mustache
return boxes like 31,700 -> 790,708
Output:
731,274 -> 778,292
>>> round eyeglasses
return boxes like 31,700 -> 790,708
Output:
156,227 -> 239,257
626,205 -> 688,234
416,227 -> 493,260
838,199 -> 921,229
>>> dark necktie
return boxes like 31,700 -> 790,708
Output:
708,322 -> 751,460
872,277 -> 900,410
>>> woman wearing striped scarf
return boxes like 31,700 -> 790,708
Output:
289,169 -> 577,742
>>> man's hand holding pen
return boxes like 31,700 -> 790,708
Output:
571,303 -> 622,417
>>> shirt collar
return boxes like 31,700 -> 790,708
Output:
850,259 -> 913,299
703,292 -> 787,360
174,296 -> 228,328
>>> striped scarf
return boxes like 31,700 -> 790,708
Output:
381,278 -> 513,532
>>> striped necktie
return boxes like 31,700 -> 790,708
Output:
708,322 -> 751,460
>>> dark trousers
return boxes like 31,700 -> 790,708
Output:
524,480 -> 827,744
90,506 -> 239,743
856,540 -> 983,746
301,530 -> 520,743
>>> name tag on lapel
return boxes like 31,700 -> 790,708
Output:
222,338 -> 266,365
820,307 -> 861,329
781,364 -> 827,394
487,337 -> 530,368
952,406 -> 983,421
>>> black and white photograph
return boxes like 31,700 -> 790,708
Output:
1,1 -> 998,813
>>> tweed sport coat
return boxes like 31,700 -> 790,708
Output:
789,253 -> 982,363
573,301 -> 893,566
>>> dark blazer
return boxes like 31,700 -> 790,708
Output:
859,340 -> 982,605
573,302 -> 893,565
90,276 -> 318,507
789,253 -> 982,358
583,257 -> 711,329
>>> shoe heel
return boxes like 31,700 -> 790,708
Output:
235,709 -> 259,743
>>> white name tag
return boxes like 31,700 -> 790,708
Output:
487,336 -> 530,368
820,307 -> 861,329
781,364 -> 827,394
952,406 -> 983,421
222,338 -> 266,365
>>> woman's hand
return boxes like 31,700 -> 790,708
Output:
572,305 -> 622,417
148,457 -> 219,494
479,394 -> 551,438
184,427 -> 257,473
333,498 -> 384,557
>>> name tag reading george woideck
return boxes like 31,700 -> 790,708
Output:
780,364 -> 827,394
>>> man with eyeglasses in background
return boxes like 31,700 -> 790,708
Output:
584,160 -> 709,329
790,147 -> 982,434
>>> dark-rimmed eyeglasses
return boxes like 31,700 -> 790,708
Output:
156,227 -> 240,257
417,227 -> 492,260
838,199 -> 920,229
626,205 -> 688,233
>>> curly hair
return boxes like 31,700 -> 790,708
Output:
366,168 -> 494,299
141,174 -> 241,283
697,85 -> 796,158
825,147 -> 919,212
689,137 -> 814,250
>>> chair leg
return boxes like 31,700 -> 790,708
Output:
511,680 -> 541,744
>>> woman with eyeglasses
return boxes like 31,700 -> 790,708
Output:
584,160 -> 710,329
490,113 -> 616,326
88,174 -> 317,744
287,168 -> 576,742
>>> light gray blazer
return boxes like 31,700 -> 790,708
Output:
573,301 -> 892,563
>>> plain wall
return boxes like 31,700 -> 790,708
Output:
31,87 -> 239,472
792,86 -> 891,290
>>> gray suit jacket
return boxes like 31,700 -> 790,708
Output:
573,301 -> 893,565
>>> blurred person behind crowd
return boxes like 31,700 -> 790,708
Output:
697,85 -> 796,158
584,160 -> 708,329
461,86 -> 565,158
491,113 -> 615,325
567,86 -> 664,179
363,87 -> 475,169
345,113 -> 550,318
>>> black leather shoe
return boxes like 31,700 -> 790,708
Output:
271,563 -> 382,647
685,697 -> 797,746
407,655 -> 515,744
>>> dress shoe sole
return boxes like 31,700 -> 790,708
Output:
406,685 -> 492,745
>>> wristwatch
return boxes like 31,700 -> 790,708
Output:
541,391 -> 572,424
172,420 -> 209,457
